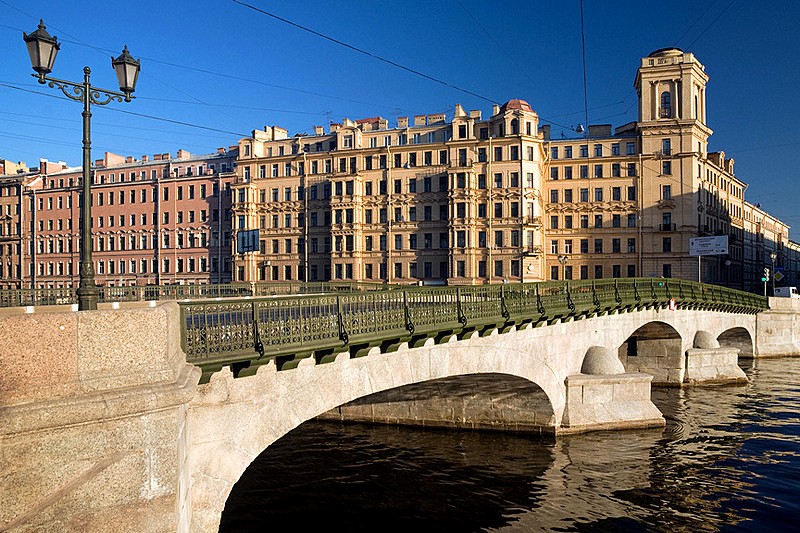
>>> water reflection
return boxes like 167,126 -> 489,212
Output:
221,358 -> 800,532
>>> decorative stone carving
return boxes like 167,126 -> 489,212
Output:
581,345 -> 626,375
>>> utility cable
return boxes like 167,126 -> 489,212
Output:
229,0 -> 497,104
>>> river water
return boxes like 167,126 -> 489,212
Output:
220,357 -> 800,532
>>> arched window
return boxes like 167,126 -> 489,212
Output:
510,118 -> 519,134
660,91 -> 672,118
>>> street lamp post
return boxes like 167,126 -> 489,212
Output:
770,252 -> 777,297
557,254 -> 569,280
23,20 -> 140,310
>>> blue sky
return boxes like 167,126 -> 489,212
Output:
1,0 -> 799,235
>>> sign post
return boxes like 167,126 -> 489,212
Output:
689,236 -> 729,284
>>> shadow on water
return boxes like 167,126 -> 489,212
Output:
220,358 -> 800,532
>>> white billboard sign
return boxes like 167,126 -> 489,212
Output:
689,235 -> 728,257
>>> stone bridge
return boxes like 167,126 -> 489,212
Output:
2,280 -> 797,532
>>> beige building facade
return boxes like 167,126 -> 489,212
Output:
231,48 -> 794,292
232,102 -> 548,284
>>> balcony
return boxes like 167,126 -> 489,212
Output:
659,223 -> 676,232
449,158 -> 474,169
524,216 -> 543,227
522,245 -> 543,256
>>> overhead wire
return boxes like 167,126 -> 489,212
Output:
229,0 -> 497,104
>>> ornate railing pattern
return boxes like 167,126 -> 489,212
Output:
0,281 -> 391,308
179,278 -> 768,383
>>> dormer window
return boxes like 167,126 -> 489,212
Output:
343,135 -> 353,149
660,91 -> 672,118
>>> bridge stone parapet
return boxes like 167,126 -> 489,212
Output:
0,302 -> 197,533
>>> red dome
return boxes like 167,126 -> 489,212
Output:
500,99 -> 533,112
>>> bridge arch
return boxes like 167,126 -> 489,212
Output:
717,327 -> 754,358
617,321 -> 684,384
188,332 -> 571,531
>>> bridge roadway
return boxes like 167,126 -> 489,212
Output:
3,279 -> 797,532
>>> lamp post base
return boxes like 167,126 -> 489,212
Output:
76,284 -> 99,311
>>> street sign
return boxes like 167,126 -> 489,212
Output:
236,229 -> 260,253
689,235 -> 729,256
774,271 -> 785,282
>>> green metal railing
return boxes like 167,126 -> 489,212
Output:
179,278 -> 768,383
0,281 -> 392,308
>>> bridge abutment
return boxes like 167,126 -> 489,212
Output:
756,298 -> 800,356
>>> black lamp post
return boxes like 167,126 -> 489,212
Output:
23,20 -> 140,310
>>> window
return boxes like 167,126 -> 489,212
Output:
662,161 -> 672,175
662,139 -> 671,156
550,167 -> 559,180
550,190 -> 559,203
662,237 -> 672,253
564,189 -> 573,203
580,239 -> 589,254
660,91 -> 672,118
564,166 -> 573,179
594,214 -> 603,228
550,240 -> 558,254
551,147 -> 558,159
579,145 -> 588,157
594,265 -> 603,279
594,188 -> 603,202
594,144 -> 602,157
580,165 -> 588,179
594,164 -> 603,178
494,230 -> 503,247
611,143 -> 620,156
580,188 -> 589,202
580,215 -> 589,229
564,215 -> 573,229
627,186 -> 636,201
612,239 -> 621,254
612,163 -> 621,177
627,163 -> 637,177
612,214 -> 621,228
628,214 -> 637,228
628,238 -> 636,253
550,215 -> 559,229
594,239 -> 603,254
626,142 -> 635,156
663,264 -> 672,278
564,146 -> 573,158
662,184 -> 672,199
612,187 -> 621,201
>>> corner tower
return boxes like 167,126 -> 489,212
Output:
635,48 -> 712,155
